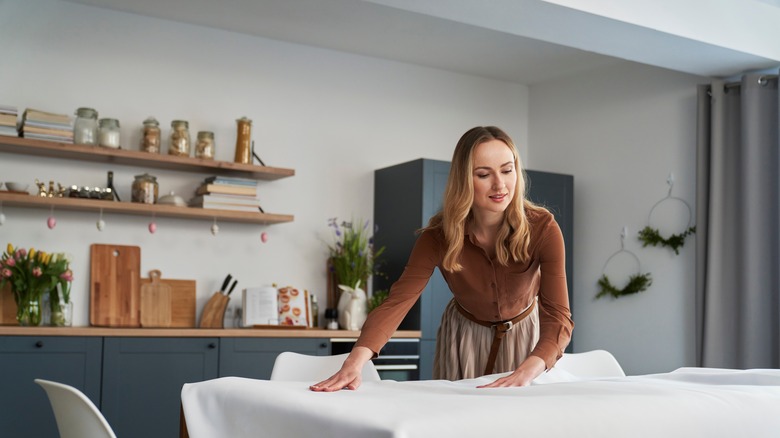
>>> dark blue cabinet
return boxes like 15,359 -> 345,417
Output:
374,159 -> 574,379
1,334 -> 333,437
0,336 -> 103,437
101,337 -> 219,438
220,337 -> 329,379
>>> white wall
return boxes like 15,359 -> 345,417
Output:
528,62 -> 704,374
0,0 -> 528,326
2,0 -> 707,376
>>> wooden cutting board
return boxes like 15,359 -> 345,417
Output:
90,244 -> 141,327
140,275 -> 197,328
140,270 -> 172,327
0,283 -> 17,325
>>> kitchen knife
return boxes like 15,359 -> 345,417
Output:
227,279 -> 238,295
220,274 -> 232,294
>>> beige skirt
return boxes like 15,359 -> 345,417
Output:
432,298 -> 540,380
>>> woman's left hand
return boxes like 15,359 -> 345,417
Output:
477,355 -> 546,388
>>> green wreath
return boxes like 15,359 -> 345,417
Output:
637,226 -> 696,255
596,273 -> 653,299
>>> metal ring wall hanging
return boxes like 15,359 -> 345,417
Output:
637,174 -> 695,255
596,227 -> 652,299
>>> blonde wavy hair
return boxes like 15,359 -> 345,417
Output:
426,126 -> 546,272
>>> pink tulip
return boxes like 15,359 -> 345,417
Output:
16,248 -> 26,258
60,270 -> 74,282
1,268 -> 11,278
32,267 -> 42,277
5,258 -> 15,267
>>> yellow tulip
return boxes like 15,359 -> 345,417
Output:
6,243 -> 13,255
29,248 -> 36,259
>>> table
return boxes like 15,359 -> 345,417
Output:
181,367 -> 780,437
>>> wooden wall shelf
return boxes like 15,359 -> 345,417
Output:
0,136 -> 294,180
0,136 -> 295,224
0,192 -> 293,224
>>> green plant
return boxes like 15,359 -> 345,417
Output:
368,290 -> 389,312
637,226 -> 696,255
595,273 -> 652,299
327,217 -> 385,290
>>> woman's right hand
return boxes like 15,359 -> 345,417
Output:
309,346 -> 374,392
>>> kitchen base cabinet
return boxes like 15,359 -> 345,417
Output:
219,337 -> 329,380
101,337 -> 219,438
0,336 -> 102,438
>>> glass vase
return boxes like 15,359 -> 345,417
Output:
17,296 -> 43,326
49,301 -> 73,327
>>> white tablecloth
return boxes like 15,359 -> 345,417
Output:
181,367 -> 780,438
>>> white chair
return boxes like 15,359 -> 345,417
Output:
554,349 -> 626,378
34,378 -> 117,438
270,352 -> 381,382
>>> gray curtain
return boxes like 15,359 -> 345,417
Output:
695,71 -> 779,368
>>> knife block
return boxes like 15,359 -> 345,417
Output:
199,292 -> 230,328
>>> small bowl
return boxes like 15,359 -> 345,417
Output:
157,191 -> 187,207
5,182 -> 29,193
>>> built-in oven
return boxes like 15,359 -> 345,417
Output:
330,337 -> 420,381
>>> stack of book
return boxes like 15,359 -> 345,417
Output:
0,104 -> 18,137
190,176 -> 263,212
20,108 -> 73,143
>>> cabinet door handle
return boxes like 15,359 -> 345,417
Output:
207,342 -> 217,349
35,341 -> 44,348
319,343 -> 328,349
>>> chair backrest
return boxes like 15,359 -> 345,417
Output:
34,379 -> 117,438
270,352 -> 381,382
554,349 -> 626,378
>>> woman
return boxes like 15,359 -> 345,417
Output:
311,126 -> 573,391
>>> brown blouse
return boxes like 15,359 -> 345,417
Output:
355,208 -> 573,370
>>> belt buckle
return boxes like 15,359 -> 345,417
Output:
497,320 -> 513,332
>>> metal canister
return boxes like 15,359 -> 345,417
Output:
131,173 -> 159,204
234,117 -> 252,164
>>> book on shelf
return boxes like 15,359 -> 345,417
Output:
196,183 -> 258,196
189,202 -> 263,213
22,108 -> 72,126
0,113 -> 17,126
21,125 -> 74,139
21,132 -> 74,143
22,119 -> 73,130
190,194 -> 261,206
204,175 -> 259,187
0,125 -> 18,137
0,104 -> 18,115
190,193 -> 260,206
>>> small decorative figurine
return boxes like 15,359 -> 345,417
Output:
36,179 -> 47,197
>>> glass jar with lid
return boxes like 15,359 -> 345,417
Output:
131,173 -> 159,204
74,107 -> 99,145
141,117 -> 161,153
195,131 -> 215,159
169,120 -> 191,157
98,118 -> 121,149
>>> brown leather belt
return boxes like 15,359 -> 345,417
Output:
454,299 -> 537,375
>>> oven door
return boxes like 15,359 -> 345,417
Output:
330,338 -> 420,381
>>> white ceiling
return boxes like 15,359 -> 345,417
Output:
61,0 -> 780,84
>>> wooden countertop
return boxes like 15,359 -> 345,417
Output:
0,326 -> 421,339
